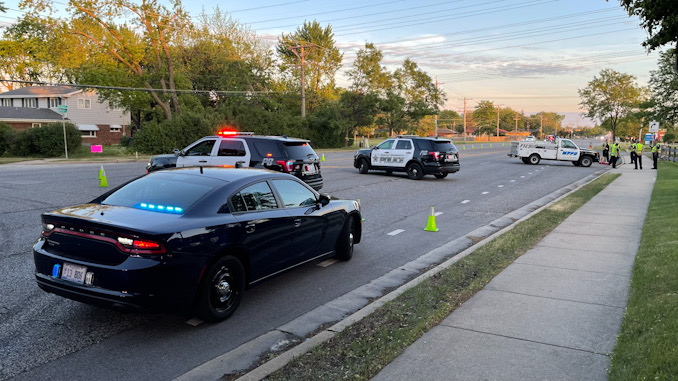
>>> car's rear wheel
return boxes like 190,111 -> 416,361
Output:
406,162 -> 424,180
335,217 -> 355,261
580,156 -> 593,167
529,154 -> 540,165
358,158 -> 369,174
197,256 -> 245,322
434,173 -> 448,179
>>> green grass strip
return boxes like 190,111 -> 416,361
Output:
265,173 -> 620,381
609,162 -> 678,380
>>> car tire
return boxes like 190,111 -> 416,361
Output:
197,256 -> 245,322
580,156 -> 593,167
572,161 -> 581,166
529,154 -> 540,165
521,157 -> 530,164
434,173 -> 448,179
335,217 -> 355,261
406,162 -> 424,180
358,158 -> 369,174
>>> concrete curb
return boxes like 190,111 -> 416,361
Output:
174,170 -> 608,381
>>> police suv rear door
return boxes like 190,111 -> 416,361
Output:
211,138 -> 252,168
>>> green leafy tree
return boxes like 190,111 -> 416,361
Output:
472,100 -> 497,135
578,68 -> 646,141
615,0 -> 678,52
377,91 -> 408,136
346,43 -> 393,94
337,91 -> 379,146
647,49 -> 678,127
277,21 -> 343,109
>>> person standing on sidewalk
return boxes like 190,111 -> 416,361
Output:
611,141 -> 620,168
635,141 -> 644,170
602,140 -> 610,164
630,143 -> 637,168
652,143 -> 661,169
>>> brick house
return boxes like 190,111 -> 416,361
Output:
0,86 -> 130,145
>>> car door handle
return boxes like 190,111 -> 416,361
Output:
294,219 -> 301,227
199,160 -> 208,163
245,224 -> 256,233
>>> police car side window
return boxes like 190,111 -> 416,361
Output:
185,140 -> 216,156
395,140 -> 412,150
272,179 -> 316,207
218,140 -> 246,156
231,182 -> 278,212
377,140 -> 395,149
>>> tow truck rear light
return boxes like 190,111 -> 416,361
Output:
276,160 -> 295,172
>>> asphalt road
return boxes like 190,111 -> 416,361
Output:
0,142 -> 608,380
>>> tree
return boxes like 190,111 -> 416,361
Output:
615,0 -> 678,52
648,49 -> 678,127
392,59 -> 442,129
346,43 -> 393,94
377,91 -> 408,136
337,91 -> 379,146
472,100 -> 497,135
578,68 -> 646,141
277,21 -> 343,109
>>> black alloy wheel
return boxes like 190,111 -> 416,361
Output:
406,162 -> 424,180
335,217 -> 355,261
197,256 -> 245,322
358,158 -> 370,174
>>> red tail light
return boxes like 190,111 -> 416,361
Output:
132,240 -> 161,249
276,160 -> 295,172
431,151 -> 440,160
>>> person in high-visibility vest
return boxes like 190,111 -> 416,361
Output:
652,143 -> 661,169
611,141 -> 620,168
635,142 -> 644,170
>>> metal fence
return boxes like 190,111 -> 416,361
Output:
659,145 -> 678,162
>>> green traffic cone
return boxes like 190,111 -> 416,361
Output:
99,176 -> 108,187
321,153 -> 326,162
424,207 -> 439,232
98,165 -> 104,179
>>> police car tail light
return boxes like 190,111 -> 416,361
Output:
116,236 -> 165,254
431,151 -> 440,160
276,160 -> 294,172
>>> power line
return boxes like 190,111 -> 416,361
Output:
246,0 -> 407,25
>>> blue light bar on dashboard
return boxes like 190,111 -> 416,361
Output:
136,203 -> 183,214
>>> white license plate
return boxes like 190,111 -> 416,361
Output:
303,165 -> 318,175
445,154 -> 455,162
62,262 -> 87,284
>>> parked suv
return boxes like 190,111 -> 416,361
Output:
353,135 -> 460,179
146,131 -> 323,190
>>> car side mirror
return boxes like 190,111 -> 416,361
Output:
371,145 -> 377,149
317,193 -> 330,207
173,148 -> 183,156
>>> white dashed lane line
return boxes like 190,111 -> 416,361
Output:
528,173 -> 533,175
317,259 -> 338,267
498,185 -> 504,188
520,176 -> 525,178
482,191 -> 489,195
186,318 -> 204,327
387,229 -> 405,236
461,200 -> 470,204
510,180 -> 516,182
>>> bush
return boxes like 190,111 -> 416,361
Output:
131,111 -> 219,154
5,123 -> 81,157
0,122 -> 12,155
663,132 -> 675,144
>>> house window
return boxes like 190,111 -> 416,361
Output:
0,99 -> 12,107
81,130 -> 96,138
78,98 -> 91,109
23,98 -> 38,108
110,125 -> 122,132
32,123 -> 41,128
49,98 -> 62,107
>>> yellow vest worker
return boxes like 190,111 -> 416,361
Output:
611,143 -> 620,168
652,143 -> 661,169
634,142 -> 643,170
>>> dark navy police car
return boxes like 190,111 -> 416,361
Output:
34,168 -> 361,322
146,131 -> 324,190
354,135 -> 460,179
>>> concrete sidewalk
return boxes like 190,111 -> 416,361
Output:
373,162 -> 656,381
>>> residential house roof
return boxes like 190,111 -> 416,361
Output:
0,85 -> 82,98
0,106 -> 65,122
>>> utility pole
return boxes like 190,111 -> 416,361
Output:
458,97 -> 472,141
540,115 -> 543,140
513,113 -> 521,140
496,105 -> 501,137
434,76 -> 444,137
287,42 -> 314,119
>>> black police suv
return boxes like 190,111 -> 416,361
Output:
354,135 -> 461,179
34,168 -> 361,322
146,131 -> 323,190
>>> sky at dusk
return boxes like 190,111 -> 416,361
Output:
2,0 -> 664,127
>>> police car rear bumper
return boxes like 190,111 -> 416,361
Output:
424,162 -> 460,174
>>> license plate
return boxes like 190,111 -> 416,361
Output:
302,164 -> 318,175
62,262 -> 87,284
445,154 -> 455,162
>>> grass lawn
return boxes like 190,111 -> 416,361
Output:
260,173 -> 619,381
0,146 -> 150,164
608,161 -> 678,380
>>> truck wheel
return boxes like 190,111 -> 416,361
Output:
521,157 -> 530,164
358,158 -> 369,174
580,156 -> 593,167
528,154 -> 540,165
406,162 -> 424,180
572,161 -> 581,166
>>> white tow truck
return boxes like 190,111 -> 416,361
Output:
508,137 -> 599,167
